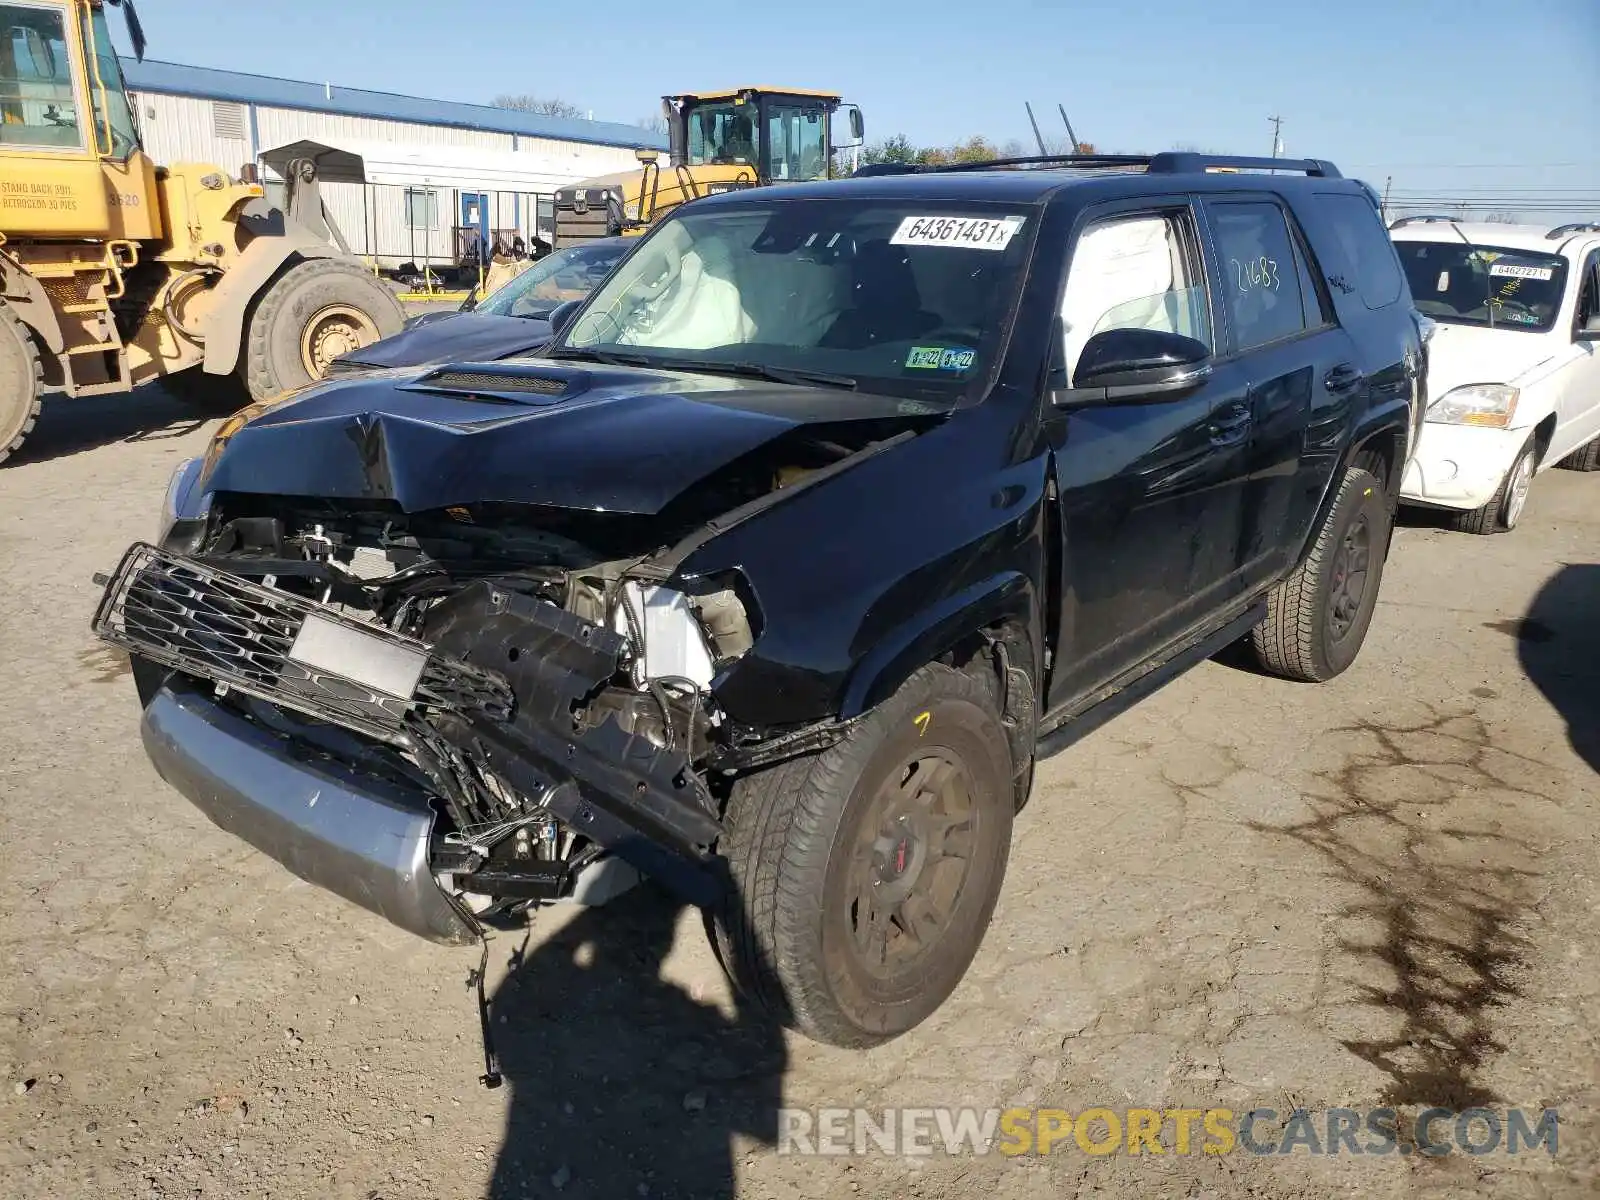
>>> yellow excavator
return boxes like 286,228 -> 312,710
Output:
0,0 -> 405,463
551,87 -> 865,249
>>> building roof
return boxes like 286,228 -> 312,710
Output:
120,57 -> 669,152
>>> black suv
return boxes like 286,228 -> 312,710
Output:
93,152 -> 1423,1051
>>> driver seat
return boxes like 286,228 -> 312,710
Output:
817,241 -> 941,349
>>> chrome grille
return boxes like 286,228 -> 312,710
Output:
92,543 -> 513,744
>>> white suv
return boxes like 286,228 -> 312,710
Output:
1389,218 -> 1600,533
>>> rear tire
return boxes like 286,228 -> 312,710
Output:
1447,435 -> 1536,535
0,303 -> 42,466
242,259 -> 404,402
712,663 -> 1014,1048
1251,463 -> 1391,682
1556,436 -> 1600,472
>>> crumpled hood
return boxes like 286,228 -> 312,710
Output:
336,312 -> 554,370
201,361 -> 930,514
1424,322 -> 1568,396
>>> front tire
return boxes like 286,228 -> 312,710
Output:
1448,435 -> 1536,535
712,664 -> 1014,1048
1251,463 -> 1392,682
0,302 -> 43,465
242,259 -> 405,402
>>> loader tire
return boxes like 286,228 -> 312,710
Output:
242,259 -> 404,402
0,303 -> 43,466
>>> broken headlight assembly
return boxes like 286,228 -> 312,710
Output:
611,574 -> 758,693
156,455 -> 210,551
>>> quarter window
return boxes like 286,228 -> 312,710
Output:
1206,200 -> 1312,351
1059,211 -> 1212,381
1316,192 -> 1405,309
0,4 -> 82,149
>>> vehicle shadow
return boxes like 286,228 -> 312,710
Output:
486,883 -> 787,1200
1516,563 -> 1600,775
1246,708 -> 1542,1111
7,385 -> 211,467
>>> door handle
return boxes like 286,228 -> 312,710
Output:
1207,406 -> 1251,447
1325,363 -> 1365,393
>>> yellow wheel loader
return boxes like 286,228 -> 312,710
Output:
0,0 -> 405,463
551,87 -> 864,249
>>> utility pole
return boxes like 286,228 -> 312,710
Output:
1268,114 -> 1284,158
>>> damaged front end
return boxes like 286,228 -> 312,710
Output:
91,426 -> 893,943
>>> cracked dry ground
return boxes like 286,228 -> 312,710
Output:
2,391 -> 1597,1200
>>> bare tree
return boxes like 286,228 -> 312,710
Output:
635,114 -> 669,136
1483,211 -> 1521,224
493,95 -> 584,119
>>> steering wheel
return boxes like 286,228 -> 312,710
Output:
1489,298 -> 1539,320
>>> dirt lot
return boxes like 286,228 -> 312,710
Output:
2,389 -> 1597,1200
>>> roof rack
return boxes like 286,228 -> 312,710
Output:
1388,214 -> 1466,229
1146,152 -> 1341,178
851,154 -> 1150,177
852,151 -> 1341,179
1547,222 -> 1600,240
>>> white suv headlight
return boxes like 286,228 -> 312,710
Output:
1426,383 -> 1520,428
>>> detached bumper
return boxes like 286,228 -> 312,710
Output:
1400,422 -> 1527,512
140,684 -> 480,946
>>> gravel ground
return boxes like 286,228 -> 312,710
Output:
1,387 -> 1596,1200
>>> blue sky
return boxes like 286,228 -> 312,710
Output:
113,0 -> 1597,222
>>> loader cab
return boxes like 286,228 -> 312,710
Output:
0,0 -> 139,158
665,88 -> 864,185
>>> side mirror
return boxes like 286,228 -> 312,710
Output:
548,299 -> 583,337
1576,313 -> 1600,341
848,106 -> 864,142
1058,328 -> 1213,405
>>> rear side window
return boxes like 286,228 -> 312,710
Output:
1316,193 -> 1405,309
1204,200 -> 1312,351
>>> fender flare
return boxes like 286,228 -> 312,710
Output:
0,250 -> 65,354
1297,407 -> 1410,566
199,231 -> 338,376
837,571 -> 1038,720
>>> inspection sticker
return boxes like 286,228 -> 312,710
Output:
906,346 -> 977,371
1489,263 -> 1554,281
890,214 -> 1026,251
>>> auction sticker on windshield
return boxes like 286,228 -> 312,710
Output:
891,215 -> 1026,251
1489,262 -> 1555,281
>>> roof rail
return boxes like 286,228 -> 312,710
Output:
1547,222 -> 1600,240
852,154 -> 1153,178
1146,152 -> 1341,178
1388,214 -> 1466,229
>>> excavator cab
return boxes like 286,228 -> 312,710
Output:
551,86 -> 864,249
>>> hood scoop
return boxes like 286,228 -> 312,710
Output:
405,363 -> 591,405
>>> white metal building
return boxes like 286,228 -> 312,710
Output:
120,57 -> 668,270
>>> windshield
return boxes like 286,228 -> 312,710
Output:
685,100 -> 757,168
557,198 -> 1037,403
475,241 -> 628,318
1395,240 -> 1570,332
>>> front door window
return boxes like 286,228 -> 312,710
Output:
0,4 -> 82,149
